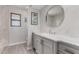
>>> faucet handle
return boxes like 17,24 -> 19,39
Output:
49,29 -> 56,35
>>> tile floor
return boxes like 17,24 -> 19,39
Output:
2,43 -> 34,54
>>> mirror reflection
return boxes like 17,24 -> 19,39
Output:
46,5 -> 64,27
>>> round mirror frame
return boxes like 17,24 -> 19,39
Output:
46,5 -> 64,28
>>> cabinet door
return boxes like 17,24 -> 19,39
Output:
43,44 -> 53,54
33,34 -> 42,54
42,38 -> 57,54
58,41 -> 79,54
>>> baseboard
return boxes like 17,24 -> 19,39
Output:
8,41 -> 26,46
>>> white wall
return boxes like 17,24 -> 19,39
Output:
40,5 -> 79,37
7,6 -> 28,46
0,6 -> 9,46
0,6 -> 40,47
62,5 -> 79,37
27,7 -> 40,50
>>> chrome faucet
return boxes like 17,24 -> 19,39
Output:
49,29 -> 55,35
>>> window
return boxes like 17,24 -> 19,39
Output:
31,12 -> 38,25
11,13 -> 21,27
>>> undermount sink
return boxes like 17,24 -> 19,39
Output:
41,33 -> 55,37
40,33 -> 71,40
35,31 -> 77,41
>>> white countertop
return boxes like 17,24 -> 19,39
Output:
33,32 -> 79,47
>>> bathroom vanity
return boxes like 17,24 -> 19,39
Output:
32,33 -> 57,54
32,5 -> 79,54
57,41 -> 79,54
32,32 -> 79,54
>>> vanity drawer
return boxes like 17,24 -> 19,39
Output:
43,45 -> 53,54
42,38 -> 53,47
58,50 -> 67,54
58,41 -> 79,54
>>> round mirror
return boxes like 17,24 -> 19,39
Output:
46,5 -> 64,28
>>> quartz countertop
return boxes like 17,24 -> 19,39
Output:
33,32 -> 79,47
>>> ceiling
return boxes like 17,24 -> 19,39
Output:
31,5 -> 45,10
15,5 -> 46,10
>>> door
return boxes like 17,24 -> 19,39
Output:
9,10 -> 27,45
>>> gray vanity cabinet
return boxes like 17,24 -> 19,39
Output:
42,38 -> 57,54
57,41 -> 79,54
32,33 -> 57,54
32,34 -> 43,54
32,33 -> 79,54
